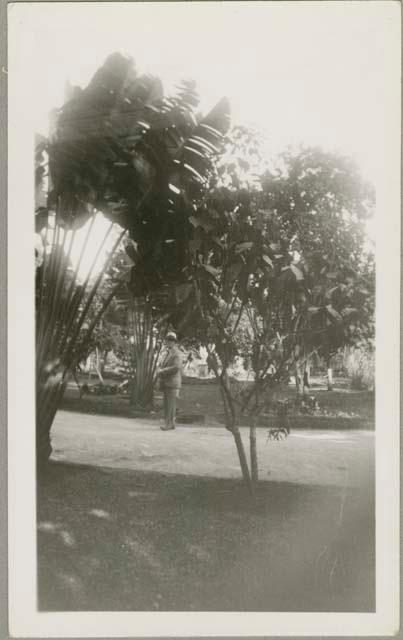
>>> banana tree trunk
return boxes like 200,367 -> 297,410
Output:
130,372 -> 154,409
36,399 -> 54,469
36,378 -> 67,469
127,297 -> 165,411
35,212 -> 126,470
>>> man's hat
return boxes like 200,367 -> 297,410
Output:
166,331 -> 177,341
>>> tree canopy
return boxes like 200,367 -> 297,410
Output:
38,52 -> 231,292
163,145 -> 375,371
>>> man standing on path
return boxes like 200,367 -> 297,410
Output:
157,332 -> 182,431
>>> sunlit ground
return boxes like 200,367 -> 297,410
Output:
50,412 -> 374,489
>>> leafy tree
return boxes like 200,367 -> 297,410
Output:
163,185 -> 303,491
260,147 -> 375,389
165,145 -> 374,490
35,52 -> 230,468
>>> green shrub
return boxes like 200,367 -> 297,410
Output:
344,347 -> 374,390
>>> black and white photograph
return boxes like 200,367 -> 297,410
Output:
7,1 -> 400,636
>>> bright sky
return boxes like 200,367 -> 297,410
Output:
25,1 -> 397,189
18,0 -> 398,275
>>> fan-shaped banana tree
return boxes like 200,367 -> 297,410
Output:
126,296 -> 168,410
35,52 -> 230,469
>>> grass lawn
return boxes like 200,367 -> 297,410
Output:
38,462 -> 374,612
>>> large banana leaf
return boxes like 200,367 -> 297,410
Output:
44,52 -> 229,225
40,52 -> 230,295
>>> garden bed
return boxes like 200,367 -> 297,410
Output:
61,379 -> 374,429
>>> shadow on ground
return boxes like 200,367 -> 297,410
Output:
37,462 -> 375,612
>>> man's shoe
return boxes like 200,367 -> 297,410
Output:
160,425 -> 175,431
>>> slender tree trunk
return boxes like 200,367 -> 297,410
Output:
295,364 -> 302,395
204,342 -> 253,493
327,357 -> 334,391
303,360 -> 311,393
101,349 -> 109,376
302,360 -> 311,396
95,348 -> 104,383
217,375 -> 253,494
220,386 -> 233,429
232,427 -> 253,494
249,421 -> 258,485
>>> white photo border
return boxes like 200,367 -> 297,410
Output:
7,1 -> 400,636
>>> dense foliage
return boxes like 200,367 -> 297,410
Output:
35,52 -> 230,467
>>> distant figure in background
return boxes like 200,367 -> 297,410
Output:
157,332 -> 182,431
207,351 -> 218,375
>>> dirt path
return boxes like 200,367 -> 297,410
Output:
51,411 -> 374,488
